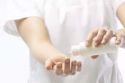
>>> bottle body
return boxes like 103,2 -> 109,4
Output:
71,38 -> 118,56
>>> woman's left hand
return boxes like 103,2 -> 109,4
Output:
85,27 -> 114,59
86,27 -> 114,47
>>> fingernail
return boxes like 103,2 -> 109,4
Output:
57,64 -> 62,68
56,71 -> 63,75
77,67 -> 81,72
71,71 -> 76,75
116,40 -> 120,45
65,59 -> 70,63
85,42 -> 89,47
91,55 -> 99,59
46,66 -> 52,70
77,62 -> 82,71
95,43 -> 98,47
72,61 -> 76,66
93,42 -> 98,47
101,40 -> 105,44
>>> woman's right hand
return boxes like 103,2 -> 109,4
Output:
16,17 -> 82,76
45,55 -> 82,76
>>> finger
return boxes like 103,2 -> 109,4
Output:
45,59 -> 55,70
115,35 -> 121,45
55,62 -> 63,75
76,61 -> 82,72
70,60 -> 77,75
86,29 -> 98,47
93,29 -> 106,47
113,32 -> 120,45
101,30 -> 113,45
91,55 -> 99,59
64,58 -> 70,75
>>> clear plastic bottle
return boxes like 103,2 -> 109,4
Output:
71,37 -> 119,56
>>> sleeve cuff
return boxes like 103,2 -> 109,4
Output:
1,12 -> 42,36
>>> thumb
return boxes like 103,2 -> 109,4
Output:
45,59 -> 55,70
91,55 -> 99,59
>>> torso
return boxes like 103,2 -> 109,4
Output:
29,0 -> 121,83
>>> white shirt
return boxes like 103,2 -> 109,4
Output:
0,0 -> 125,83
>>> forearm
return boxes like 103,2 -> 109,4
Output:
30,42 -> 65,64
16,17 -> 64,64
117,2 -> 125,28
116,28 -> 125,37
116,3 -> 125,42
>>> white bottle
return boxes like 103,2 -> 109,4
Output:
71,38 -> 119,57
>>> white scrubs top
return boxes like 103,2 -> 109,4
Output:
0,0 -> 125,83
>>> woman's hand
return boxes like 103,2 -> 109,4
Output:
16,17 -> 82,76
45,55 -> 82,76
115,28 -> 125,47
85,27 -> 114,59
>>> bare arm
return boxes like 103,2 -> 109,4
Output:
85,3 -> 125,57
16,16 -> 81,75
115,2 -> 125,45
16,17 -> 65,64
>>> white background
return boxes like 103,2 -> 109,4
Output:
0,23 -> 125,83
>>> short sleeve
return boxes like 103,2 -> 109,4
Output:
112,0 -> 125,13
0,0 -> 45,36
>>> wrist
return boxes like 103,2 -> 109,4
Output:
30,41 -> 66,64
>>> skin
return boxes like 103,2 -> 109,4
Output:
116,2 -> 125,46
15,2 -> 125,76
16,17 -> 81,76
85,27 -> 113,47
85,3 -> 125,59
